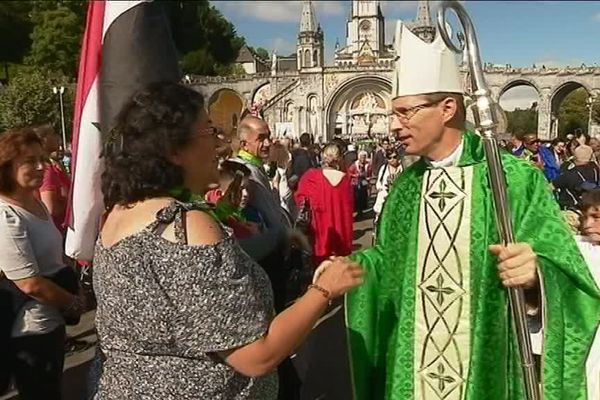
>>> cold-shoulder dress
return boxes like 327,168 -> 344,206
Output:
91,201 -> 277,399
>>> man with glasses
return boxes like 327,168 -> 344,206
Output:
233,115 -> 293,306
514,132 -> 560,181
233,114 -> 304,399
344,21 -> 600,400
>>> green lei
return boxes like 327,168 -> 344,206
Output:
168,187 -> 245,223
237,149 -> 263,168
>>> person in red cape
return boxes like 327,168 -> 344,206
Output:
294,143 -> 354,265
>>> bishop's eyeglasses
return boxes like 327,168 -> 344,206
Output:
388,99 -> 443,124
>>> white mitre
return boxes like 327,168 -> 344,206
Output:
391,20 -> 463,99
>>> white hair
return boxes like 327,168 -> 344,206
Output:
322,144 -> 341,167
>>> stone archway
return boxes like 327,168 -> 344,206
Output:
497,80 -> 541,137
208,89 -> 244,137
549,81 -> 592,138
251,82 -> 271,106
324,75 -> 392,141
498,79 -> 541,100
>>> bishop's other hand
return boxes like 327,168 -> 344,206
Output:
489,243 -> 539,289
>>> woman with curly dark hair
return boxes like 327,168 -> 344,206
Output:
91,81 -> 363,399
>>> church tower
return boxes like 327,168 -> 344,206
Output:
348,1 -> 384,57
410,0 -> 436,43
335,1 -> 385,66
297,1 -> 324,71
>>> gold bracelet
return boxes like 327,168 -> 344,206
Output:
308,284 -> 332,305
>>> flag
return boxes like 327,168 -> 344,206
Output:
65,0 -> 180,260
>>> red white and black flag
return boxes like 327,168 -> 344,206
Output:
65,0 -> 180,260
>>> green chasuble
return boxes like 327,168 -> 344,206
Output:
346,130 -> 600,400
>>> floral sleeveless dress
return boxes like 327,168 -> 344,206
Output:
91,201 -> 277,399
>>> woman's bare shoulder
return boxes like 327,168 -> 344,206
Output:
185,210 -> 224,246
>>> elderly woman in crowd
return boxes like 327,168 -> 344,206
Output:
0,128 -> 83,400
91,81 -> 362,399
294,143 -> 354,266
347,149 -> 372,215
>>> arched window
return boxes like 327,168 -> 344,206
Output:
313,50 -> 318,66
307,95 -> 317,112
304,49 -> 311,68
284,101 -> 294,122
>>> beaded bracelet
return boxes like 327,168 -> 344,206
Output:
308,284 -> 332,305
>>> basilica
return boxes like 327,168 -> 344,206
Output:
192,0 -> 600,142
191,0 -> 434,142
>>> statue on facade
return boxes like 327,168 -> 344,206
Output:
308,97 -> 318,135
285,103 -> 294,122
271,51 -> 277,75
358,92 -> 379,111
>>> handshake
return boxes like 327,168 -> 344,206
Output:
311,256 -> 365,299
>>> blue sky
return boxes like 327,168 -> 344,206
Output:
211,1 -> 600,109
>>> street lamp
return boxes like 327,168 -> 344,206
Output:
53,86 -> 67,152
587,96 -> 594,137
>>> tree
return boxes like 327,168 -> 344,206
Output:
2,1 -> 243,79
24,4 -> 85,76
505,102 -> 538,136
0,67 -> 74,132
0,2 -> 34,64
252,47 -> 270,61
215,63 -> 247,77
181,48 -> 217,75
162,0 -> 245,76
0,1 -> 34,81
557,88 -> 589,136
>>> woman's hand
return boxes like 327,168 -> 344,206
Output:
314,256 -> 364,298
312,260 -> 331,284
63,293 -> 86,319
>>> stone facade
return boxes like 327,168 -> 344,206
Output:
191,1 -> 600,142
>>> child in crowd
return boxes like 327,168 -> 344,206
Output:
575,189 -> 600,272
205,160 -> 262,239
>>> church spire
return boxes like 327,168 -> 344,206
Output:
410,0 -> 436,43
297,0 -> 324,70
300,1 -> 317,32
415,0 -> 432,27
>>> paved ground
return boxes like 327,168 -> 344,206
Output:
2,209 -> 376,400
1,311 -> 97,400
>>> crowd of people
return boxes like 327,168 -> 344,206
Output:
2,20 -> 600,400
0,82 -> 399,400
3,86 -> 600,399
503,130 -> 600,214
